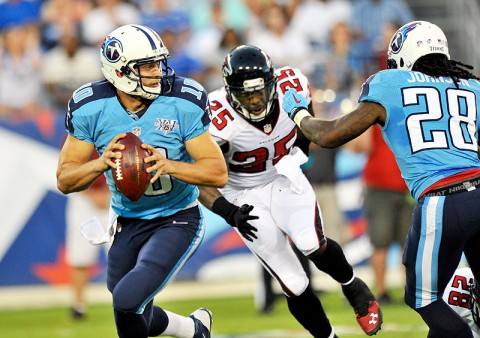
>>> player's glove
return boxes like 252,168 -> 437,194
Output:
212,197 -> 259,242
283,88 -> 309,123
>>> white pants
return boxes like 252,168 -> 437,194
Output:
223,174 -> 325,296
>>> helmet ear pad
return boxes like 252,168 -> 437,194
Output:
222,45 -> 277,121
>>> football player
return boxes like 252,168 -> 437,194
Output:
284,20 -> 480,338
56,24 -> 227,338
199,45 -> 382,338
443,267 -> 480,338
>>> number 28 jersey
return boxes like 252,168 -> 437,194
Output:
359,70 -> 480,201
208,67 -> 311,190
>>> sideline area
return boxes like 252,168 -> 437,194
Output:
0,265 -> 403,310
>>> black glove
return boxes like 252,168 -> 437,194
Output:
212,197 -> 259,242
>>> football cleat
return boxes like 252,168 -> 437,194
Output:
190,308 -> 213,338
342,277 -> 383,336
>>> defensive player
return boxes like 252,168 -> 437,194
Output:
283,21 -> 480,337
56,24 -> 227,338
444,267 -> 480,338
199,45 -> 382,338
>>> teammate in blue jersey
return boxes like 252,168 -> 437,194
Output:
56,24 -> 227,338
283,20 -> 480,337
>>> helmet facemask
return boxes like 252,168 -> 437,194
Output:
227,76 -> 277,121
470,282 -> 480,328
121,57 -> 174,100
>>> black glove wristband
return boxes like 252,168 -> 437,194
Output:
211,196 -> 238,226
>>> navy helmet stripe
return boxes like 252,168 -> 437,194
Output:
132,25 -> 158,50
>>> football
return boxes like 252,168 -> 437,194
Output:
112,132 -> 152,201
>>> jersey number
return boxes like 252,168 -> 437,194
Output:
404,87 -> 477,153
144,147 -> 173,196
230,128 -> 296,173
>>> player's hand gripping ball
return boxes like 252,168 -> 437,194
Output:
112,132 -> 152,201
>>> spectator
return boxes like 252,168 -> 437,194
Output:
303,145 -> 350,245
347,124 -> 414,304
66,172 -> 110,320
81,0 -> 140,47
40,0 -> 93,50
349,0 -> 413,76
41,30 -> 102,113
0,23 -> 43,120
160,28 -> 205,85
289,0 -> 352,83
247,3 -> 312,74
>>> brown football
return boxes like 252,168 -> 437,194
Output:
112,132 -> 152,201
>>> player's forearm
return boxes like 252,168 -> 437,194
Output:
56,159 -> 106,194
198,186 -> 223,210
168,158 -> 228,188
294,113 -> 339,148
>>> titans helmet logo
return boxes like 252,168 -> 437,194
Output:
390,22 -> 419,54
102,37 -> 123,63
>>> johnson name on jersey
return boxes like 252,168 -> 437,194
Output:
208,67 -> 311,189
66,77 -> 210,219
359,69 -> 480,201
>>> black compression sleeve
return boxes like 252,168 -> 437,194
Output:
211,196 -> 238,226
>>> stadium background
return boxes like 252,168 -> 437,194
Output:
0,0 -> 478,310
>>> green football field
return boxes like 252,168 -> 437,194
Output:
0,287 -> 428,337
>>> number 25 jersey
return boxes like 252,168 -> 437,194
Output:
208,67 -> 311,190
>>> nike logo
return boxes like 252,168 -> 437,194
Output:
293,94 -> 301,104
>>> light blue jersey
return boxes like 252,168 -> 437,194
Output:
359,69 -> 480,201
65,78 -> 210,219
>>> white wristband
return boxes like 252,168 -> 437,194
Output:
293,109 -> 311,126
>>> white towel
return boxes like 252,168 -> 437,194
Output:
80,207 -> 118,245
274,147 -> 308,194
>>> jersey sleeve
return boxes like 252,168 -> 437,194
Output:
175,78 -> 211,142
65,81 -> 116,143
276,67 -> 312,106
358,70 -> 400,108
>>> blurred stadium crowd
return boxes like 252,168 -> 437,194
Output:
0,0 -> 414,122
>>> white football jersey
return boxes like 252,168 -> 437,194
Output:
208,67 -> 311,190
443,267 -> 480,338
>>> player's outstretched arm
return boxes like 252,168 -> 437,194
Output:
57,133 -> 126,194
282,89 -> 386,148
198,186 -> 259,242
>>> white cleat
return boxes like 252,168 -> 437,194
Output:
190,308 -> 212,338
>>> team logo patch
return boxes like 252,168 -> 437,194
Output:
390,22 -> 419,54
155,118 -> 179,135
102,37 -> 123,63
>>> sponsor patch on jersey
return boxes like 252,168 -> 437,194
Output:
102,37 -> 123,63
155,118 -> 179,135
